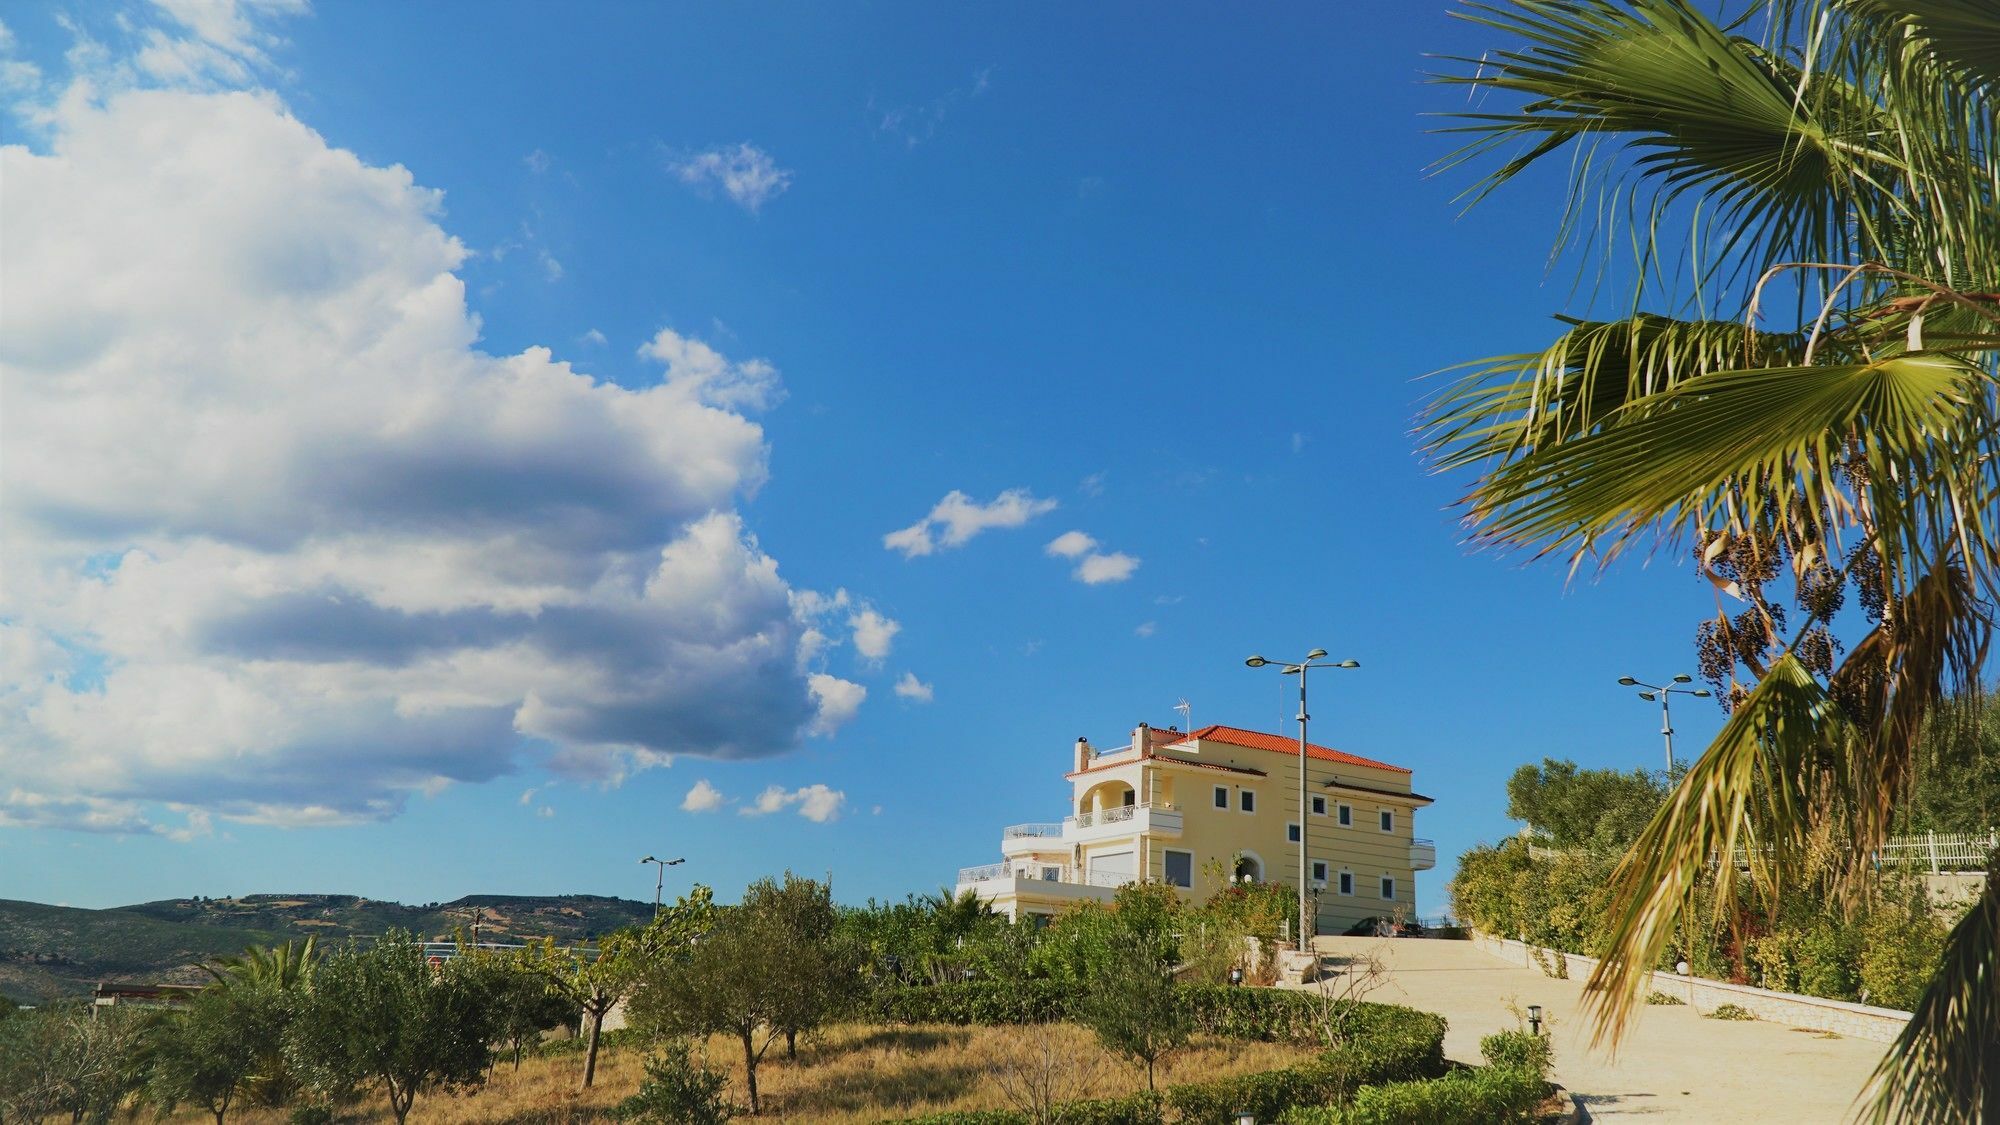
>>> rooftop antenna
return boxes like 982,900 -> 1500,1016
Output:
1173,698 -> 1192,733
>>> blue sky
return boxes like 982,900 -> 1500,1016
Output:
0,2 -> 1729,917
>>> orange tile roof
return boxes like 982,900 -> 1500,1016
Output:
1171,724 -> 1411,775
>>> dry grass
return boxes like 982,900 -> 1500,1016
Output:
187,1022 -> 1315,1123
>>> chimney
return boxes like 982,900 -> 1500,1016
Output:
1075,737 -> 1092,772
1133,721 -> 1150,753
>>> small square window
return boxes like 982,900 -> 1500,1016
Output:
1379,809 -> 1394,832
1213,786 -> 1229,809
1286,822 -> 1301,843
1338,870 -> 1353,896
1240,790 -> 1256,813
1337,803 -> 1352,827
1380,876 -> 1396,900
1039,866 -> 1060,882
1310,795 -> 1327,816
1311,860 -> 1328,884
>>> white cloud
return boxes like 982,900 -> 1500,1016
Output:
1079,472 -> 1105,497
0,45 -> 869,833
738,782 -> 845,822
639,327 -> 784,411
535,805 -> 554,819
1134,621 -> 1157,638
538,249 -> 563,281
668,142 -> 792,213
893,672 -> 933,703
1075,552 -> 1141,585
1045,530 -> 1096,559
807,674 -> 866,736
885,489 -> 1058,557
524,148 -> 552,173
681,779 -> 725,813
580,328 -> 608,347
848,607 -> 899,662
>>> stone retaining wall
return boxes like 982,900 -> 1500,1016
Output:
1468,931 -> 1912,1044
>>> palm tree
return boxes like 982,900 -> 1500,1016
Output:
200,937 -> 319,1107
1422,2 -> 2000,1118
204,935 -> 319,992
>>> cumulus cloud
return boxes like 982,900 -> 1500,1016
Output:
0,46 -> 869,833
668,142 -> 792,213
884,489 -> 1058,557
893,672 -> 934,703
848,607 -> 899,662
681,779 -> 725,813
639,327 -> 784,411
739,783 -> 846,822
1045,530 -> 1096,559
1075,551 -> 1141,585
807,674 -> 866,736
1134,621 -> 1157,638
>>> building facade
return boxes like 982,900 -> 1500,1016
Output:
954,722 -> 1434,935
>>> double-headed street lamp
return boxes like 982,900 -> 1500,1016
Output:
639,855 -> 685,916
1617,674 -> 1711,777
1246,649 -> 1359,951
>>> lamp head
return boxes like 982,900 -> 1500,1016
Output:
1638,691 -> 1657,701
667,857 -> 686,865
640,855 -> 656,864
1307,648 -> 1328,660
1337,659 -> 1359,668
1528,1004 -> 1543,1021
1245,656 -> 1269,668
1617,676 -> 1638,686
1692,689 -> 1713,698
1673,673 -> 1693,684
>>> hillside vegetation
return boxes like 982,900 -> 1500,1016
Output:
0,893 -> 652,1002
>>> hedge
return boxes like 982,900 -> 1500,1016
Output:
1163,1008 -> 1445,1125
863,982 -> 1435,1050
895,1092 -> 1163,1125
1274,1030 -> 1551,1125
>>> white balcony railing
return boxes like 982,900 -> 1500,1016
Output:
955,860 -> 1140,892
1002,822 -> 1063,840
1067,801 -> 1181,833
1410,837 -> 1437,872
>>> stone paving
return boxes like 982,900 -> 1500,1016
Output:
1305,936 -> 1891,1123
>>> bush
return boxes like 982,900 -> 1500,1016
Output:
1706,1003 -> 1755,1021
1277,1064 -> 1548,1125
1858,904 -> 1948,1010
1163,1008 -> 1445,1124
1476,1030 -> 1550,1077
1645,990 -> 1685,1005
612,1042 -> 734,1124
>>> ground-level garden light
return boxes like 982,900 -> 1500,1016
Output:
1528,1004 -> 1543,1035
1233,1112 -> 1256,1125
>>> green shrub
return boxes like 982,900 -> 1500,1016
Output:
1476,1030 -> 1550,1077
1163,1008 -> 1445,1124
612,1042 -> 734,1124
1645,990 -> 1685,1005
1706,1003 -> 1755,1021
1277,1063 -> 1548,1125
1858,904 -> 1948,1010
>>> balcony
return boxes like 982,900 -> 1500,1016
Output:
999,822 -> 1066,857
1411,837 -> 1437,871
1063,801 -> 1182,842
954,860 -> 1133,907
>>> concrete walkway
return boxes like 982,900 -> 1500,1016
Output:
1307,936 -> 1889,1123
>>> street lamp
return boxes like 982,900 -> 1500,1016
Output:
639,855 -> 685,917
1618,675 -> 1711,776
1245,649 -> 1360,951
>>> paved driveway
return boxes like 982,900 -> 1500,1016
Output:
1306,936 -> 1890,1123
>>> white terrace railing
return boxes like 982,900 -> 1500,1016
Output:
1069,801 -> 1179,830
955,860 -> 1140,890
1529,829 -> 1999,874
1002,822 -> 1063,839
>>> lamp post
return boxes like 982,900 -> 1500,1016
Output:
1616,674 -> 1711,777
1245,649 -> 1360,951
639,855 -> 685,917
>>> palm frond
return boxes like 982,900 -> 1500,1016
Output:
1585,653 -> 1846,1045
1859,869 -> 2000,1123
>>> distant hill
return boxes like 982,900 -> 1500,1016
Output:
0,892 -> 654,1002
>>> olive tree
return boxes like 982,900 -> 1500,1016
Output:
144,988 -> 265,1124
285,933 -> 499,1124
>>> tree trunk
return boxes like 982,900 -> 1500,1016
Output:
785,1028 -> 797,1060
581,1006 -> 604,1090
741,1028 -> 761,1114
1145,1057 -> 1155,1092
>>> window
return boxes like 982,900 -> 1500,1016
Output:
1337,803 -> 1352,827
1286,821 -> 1301,843
1380,875 -> 1396,900
1163,849 -> 1193,889
1310,795 -> 1327,816
1213,785 -> 1229,809
1239,789 -> 1256,813
1379,808 -> 1394,832
1311,860 -> 1328,884
1039,866 -> 1061,882
1338,870 -> 1353,896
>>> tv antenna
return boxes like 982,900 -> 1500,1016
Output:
1173,698 -> 1192,732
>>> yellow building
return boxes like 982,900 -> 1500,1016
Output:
954,722 -> 1435,935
